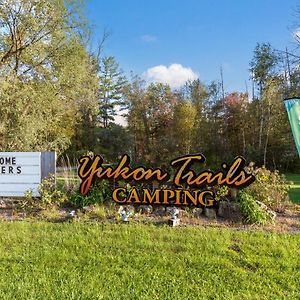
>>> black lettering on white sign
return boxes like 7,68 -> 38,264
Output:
0,156 -> 22,174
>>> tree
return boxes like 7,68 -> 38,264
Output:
95,124 -> 132,163
0,0 -> 99,155
98,56 -> 127,128
222,93 -> 249,158
249,43 -> 279,158
173,101 -> 197,154
124,77 -> 177,166
250,43 -> 279,97
0,0 -> 85,77
178,79 -> 210,153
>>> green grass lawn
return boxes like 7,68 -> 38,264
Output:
0,222 -> 298,299
285,174 -> 300,204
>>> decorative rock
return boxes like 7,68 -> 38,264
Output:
179,208 -> 191,218
153,206 -> 166,216
166,206 -> 173,214
204,208 -> 217,219
169,207 -> 180,219
127,205 -> 135,214
137,205 -> 153,214
217,201 -> 243,222
192,207 -> 203,218
217,202 -> 227,217
166,206 -> 179,215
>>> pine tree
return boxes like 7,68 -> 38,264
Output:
98,56 -> 127,128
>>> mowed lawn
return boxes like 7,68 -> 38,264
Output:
286,174 -> 300,204
0,222 -> 298,299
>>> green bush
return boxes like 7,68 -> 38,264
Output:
38,176 -> 68,207
22,176 -> 68,210
236,191 -> 271,225
245,165 -> 291,211
69,181 -> 112,208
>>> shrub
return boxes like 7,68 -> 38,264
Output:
245,165 -> 291,211
236,191 -> 271,225
214,185 -> 229,201
69,181 -> 112,208
38,176 -> 68,207
22,176 -> 68,210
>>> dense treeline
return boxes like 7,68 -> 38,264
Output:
0,0 -> 99,154
0,1 -> 299,172
122,72 -> 296,171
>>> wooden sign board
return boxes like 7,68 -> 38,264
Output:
0,152 -> 56,197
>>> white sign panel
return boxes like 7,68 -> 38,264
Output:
0,152 -> 41,197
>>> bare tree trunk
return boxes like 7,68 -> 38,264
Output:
258,108 -> 264,154
258,83 -> 264,159
263,95 -> 271,166
263,127 -> 269,166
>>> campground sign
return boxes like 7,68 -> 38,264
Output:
78,153 -> 256,208
0,152 -> 56,197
